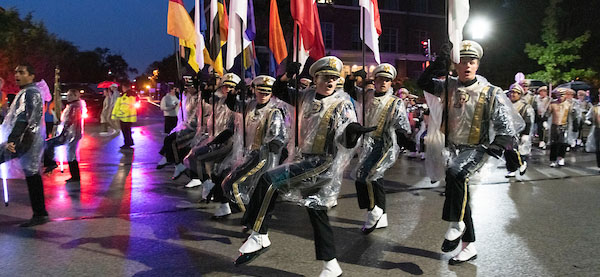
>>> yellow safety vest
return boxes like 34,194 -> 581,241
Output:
111,95 -> 137,122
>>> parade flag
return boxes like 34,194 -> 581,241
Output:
269,0 -> 288,65
359,0 -> 382,64
167,0 -> 196,42
179,39 -> 200,72
194,0 -> 207,68
226,0 -> 253,70
243,0 -> 256,71
208,0 -> 229,75
448,0 -> 469,64
291,0 -> 325,60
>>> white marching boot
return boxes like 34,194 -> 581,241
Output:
319,258 -> 343,277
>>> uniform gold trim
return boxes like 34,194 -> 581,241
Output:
312,100 -> 345,154
373,98 -> 399,138
232,159 -> 267,212
460,177 -> 469,221
467,86 -> 491,145
253,184 -> 276,232
560,102 -> 572,125
516,150 -> 523,166
366,148 -> 393,209
251,109 -> 278,150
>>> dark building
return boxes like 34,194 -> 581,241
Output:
316,0 -> 445,80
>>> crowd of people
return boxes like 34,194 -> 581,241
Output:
1,39 -> 599,277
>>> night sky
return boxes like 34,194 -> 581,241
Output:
2,0 -> 196,74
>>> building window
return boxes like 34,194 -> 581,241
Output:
351,24 -> 361,50
380,0 -> 400,11
321,22 -> 335,49
410,0 -> 429,13
380,27 -> 398,53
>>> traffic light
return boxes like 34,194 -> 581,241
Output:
421,40 -> 429,57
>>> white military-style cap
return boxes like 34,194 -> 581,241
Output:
309,56 -> 343,77
460,40 -> 483,59
373,63 -> 397,79
219,73 -> 241,88
336,76 -> 345,89
252,75 -> 275,94
508,83 -> 525,95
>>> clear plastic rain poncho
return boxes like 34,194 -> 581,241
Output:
423,91 -> 448,182
585,105 -> 600,152
274,88 -> 358,209
353,89 -> 410,182
0,84 -> 45,177
512,99 -> 535,155
424,76 -> 524,181
184,90 -> 241,176
52,99 -> 85,161
222,97 -> 291,206
173,91 -> 199,133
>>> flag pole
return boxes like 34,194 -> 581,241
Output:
294,23 -> 300,148
174,37 -> 185,120
361,6 -> 366,126
443,0 -> 449,147
240,16 -> 247,150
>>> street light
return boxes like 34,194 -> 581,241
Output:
467,17 -> 492,40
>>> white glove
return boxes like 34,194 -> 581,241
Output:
520,135 -> 530,144
413,118 -> 420,122
542,121 -> 549,130
585,120 -> 592,126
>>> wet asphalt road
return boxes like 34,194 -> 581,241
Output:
1,102 -> 599,276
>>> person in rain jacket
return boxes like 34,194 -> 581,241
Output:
111,87 -> 137,149
43,89 -> 85,182
0,64 -> 48,227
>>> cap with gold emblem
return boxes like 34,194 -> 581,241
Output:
309,56 -> 343,77
460,40 -> 483,59
509,83 -> 525,95
252,75 -> 276,94
372,63 -> 397,80
336,76 -> 345,89
219,73 -> 241,88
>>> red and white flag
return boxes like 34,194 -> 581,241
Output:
291,0 -> 325,66
448,0 -> 469,63
359,0 -> 382,64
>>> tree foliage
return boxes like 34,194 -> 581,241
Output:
0,8 -> 136,93
524,0 -> 596,84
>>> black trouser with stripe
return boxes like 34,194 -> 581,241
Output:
159,130 -> 194,164
505,149 -> 526,173
355,142 -> 386,212
241,156 -> 336,261
595,128 -> 600,168
442,147 -> 487,243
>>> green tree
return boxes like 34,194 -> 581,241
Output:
524,0 -> 596,85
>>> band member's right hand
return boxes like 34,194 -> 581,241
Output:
286,62 -> 301,78
542,121 -> 549,130
352,69 -> 367,80
6,142 -> 16,153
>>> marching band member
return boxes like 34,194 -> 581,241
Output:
345,63 -> 411,233
418,41 -> 524,265
235,57 -> 374,277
